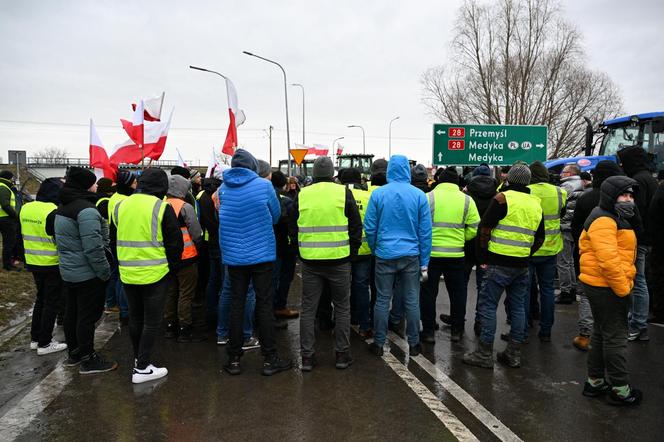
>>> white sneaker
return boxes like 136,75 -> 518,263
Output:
30,341 -> 38,350
37,341 -> 68,355
132,364 -> 168,384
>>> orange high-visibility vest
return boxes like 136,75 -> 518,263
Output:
167,198 -> 198,260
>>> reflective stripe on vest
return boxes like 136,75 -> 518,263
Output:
108,192 -> 129,225
167,198 -> 198,260
20,201 -> 58,266
115,194 -> 169,285
488,190 -> 542,258
195,190 -> 209,241
298,182 -> 350,260
350,185 -> 371,256
528,183 -> 567,256
428,183 -> 477,258
0,182 -> 16,218
96,197 -> 110,208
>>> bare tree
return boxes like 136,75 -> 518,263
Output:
422,0 -> 623,159
33,147 -> 70,162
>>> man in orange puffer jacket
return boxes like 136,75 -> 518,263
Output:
578,175 -> 641,406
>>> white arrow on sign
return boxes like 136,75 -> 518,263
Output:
436,130 -> 446,135
437,152 -> 443,162
535,143 -> 544,148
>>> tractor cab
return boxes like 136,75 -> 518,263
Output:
278,159 -> 316,177
336,154 -> 374,178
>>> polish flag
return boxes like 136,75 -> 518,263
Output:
313,144 -> 329,156
205,147 -> 218,178
121,100 -> 144,148
176,148 -> 188,167
89,120 -> 116,181
131,92 -> 165,122
221,78 -> 246,156
336,144 -> 344,156
110,108 -> 173,165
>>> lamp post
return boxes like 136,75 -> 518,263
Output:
347,125 -> 366,154
291,83 -> 305,145
243,51 -> 292,175
388,116 -> 400,158
332,136 -> 344,162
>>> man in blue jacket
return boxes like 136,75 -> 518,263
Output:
364,155 -> 432,356
219,149 -> 292,376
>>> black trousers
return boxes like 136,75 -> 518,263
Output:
0,218 -> 17,268
64,278 -> 106,358
420,257 -> 467,331
648,248 -> 664,319
30,270 -> 63,346
227,262 -> 275,357
124,275 -> 171,370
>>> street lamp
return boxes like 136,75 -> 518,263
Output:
291,83 -> 305,145
243,51 -> 292,176
332,136 -> 344,160
347,125 -> 366,154
389,116 -> 400,158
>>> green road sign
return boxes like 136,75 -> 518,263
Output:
432,124 -> 547,166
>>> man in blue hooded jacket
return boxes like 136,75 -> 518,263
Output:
218,149 -> 292,376
364,155 -> 432,356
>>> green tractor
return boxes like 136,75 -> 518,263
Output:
336,154 -> 374,179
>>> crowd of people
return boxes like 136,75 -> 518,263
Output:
2,145 -> 662,407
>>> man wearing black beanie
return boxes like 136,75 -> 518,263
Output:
55,167 -> 117,374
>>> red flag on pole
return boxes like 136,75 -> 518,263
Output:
221,78 -> 246,156
131,92 -> 165,122
89,120 -> 116,181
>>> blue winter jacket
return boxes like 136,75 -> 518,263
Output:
364,155 -> 432,267
218,167 -> 280,266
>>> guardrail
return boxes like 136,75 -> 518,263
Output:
26,157 -> 192,168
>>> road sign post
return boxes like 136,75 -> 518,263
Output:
432,124 -> 547,166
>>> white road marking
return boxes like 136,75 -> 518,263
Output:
382,351 -> 478,442
387,331 -> 523,442
0,318 -> 118,441
650,323 -> 664,329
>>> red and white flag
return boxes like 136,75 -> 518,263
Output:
336,144 -> 344,156
221,78 -> 246,156
89,120 -> 116,181
110,108 -> 173,165
121,100 -> 144,148
176,148 -> 188,167
205,147 -> 218,178
131,92 -> 165,122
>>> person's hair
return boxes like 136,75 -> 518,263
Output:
563,164 -> 581,175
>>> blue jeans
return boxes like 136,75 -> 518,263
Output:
216,266 -> 255,339
373,256 -> 421,347
105,259 -> 128,318
478,265 -> 529,344
351,258 -> 372,331
528,255 -> 557,336
629,245 -> 650,332
206,256 -> 222,323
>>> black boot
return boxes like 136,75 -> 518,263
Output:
164,323 -> 177,339
177,327 -> 192,343
463,341 -> 494,368
497,340 -> 522,368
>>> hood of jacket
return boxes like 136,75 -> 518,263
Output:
467,175 -> 498,199
136,168 -> 169,199
387,155 -> 411,184
592,160 -> 624,189
222,166 -> 259,188
599,176 -> 638,212
230,149 -> 258,172
167,174 -> 191,199
617,145 -> 650,177
36,178 -> 63,204
58,185 -> 98,206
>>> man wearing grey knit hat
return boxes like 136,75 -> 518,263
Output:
289,156 -> 363,371
463,163 -> 545,370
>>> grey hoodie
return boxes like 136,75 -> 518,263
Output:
167,175 -> 203,243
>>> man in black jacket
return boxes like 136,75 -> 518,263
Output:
289,157 -> 362,371
570,160 -> 624,350
198,174 -> 222,327
0,170 -> 19,271
617,146 -> 657,341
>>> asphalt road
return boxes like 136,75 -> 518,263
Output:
0,269 -> 662,441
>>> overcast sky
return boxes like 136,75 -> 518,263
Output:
0,0 -> 662,166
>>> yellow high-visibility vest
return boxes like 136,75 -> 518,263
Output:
428,183 -> 480,258
488,190 -> 542,258
298,182 -> 350,260
20,201 -> 58,266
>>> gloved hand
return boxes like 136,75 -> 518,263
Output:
420,266 -> 428,283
